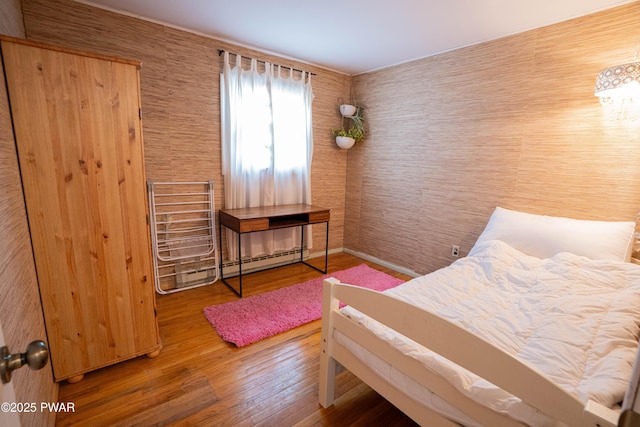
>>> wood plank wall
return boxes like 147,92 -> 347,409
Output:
349,2 -> 640,275
0,0 -> 58,425
20,0 -> 352,261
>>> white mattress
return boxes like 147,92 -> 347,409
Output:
337,239 -> 640,426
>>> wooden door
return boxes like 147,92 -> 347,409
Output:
1,38 -> 161,381
0,38 -> 57,425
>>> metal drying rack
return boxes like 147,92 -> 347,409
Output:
148,181 -> 219,294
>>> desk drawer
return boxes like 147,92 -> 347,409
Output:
219,211 -> 269,233
239,218 -> 269,232
308,211 -> 330,223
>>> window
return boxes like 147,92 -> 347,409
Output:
220,53 -> 314,259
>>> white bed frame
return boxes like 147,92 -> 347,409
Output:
319,277 -> 626,427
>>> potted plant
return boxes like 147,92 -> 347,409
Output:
332,126 -> 364,149
332,104 -> 366,149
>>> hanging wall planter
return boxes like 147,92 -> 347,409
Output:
332,127 -> 363,149
335,136 -> 356,150
332,102 -> 366,150
339,104 -> 356,117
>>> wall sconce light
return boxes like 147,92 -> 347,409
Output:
594,57 -> 640,122
595,62 -> 640,102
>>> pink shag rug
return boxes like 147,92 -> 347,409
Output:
203,264 -> 404,347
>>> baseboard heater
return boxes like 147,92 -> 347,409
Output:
220,248 -> 310,277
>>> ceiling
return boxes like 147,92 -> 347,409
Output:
80,0 -> 636,75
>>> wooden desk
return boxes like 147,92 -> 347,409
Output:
219,204 -> 330,296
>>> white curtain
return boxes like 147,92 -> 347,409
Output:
220,52 -> 314,260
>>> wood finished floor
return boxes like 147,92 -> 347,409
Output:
55,252 -> 419,426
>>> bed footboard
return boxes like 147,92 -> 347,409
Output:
318,277 -> 619,427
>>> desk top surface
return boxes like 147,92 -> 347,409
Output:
220,204 -> 329,220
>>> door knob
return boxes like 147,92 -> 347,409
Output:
0,340 -> 49,384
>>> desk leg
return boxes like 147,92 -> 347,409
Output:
301,221 -> 329,274
300,225 -> 305,264
219,220 -> 224,282
237,231 -> 243,297
324,221 -> 329,272
219,224 -> 243,297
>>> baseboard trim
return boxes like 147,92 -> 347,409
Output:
310,247 -> 344,259
343,248 -> 420,278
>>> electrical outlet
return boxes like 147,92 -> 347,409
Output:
452,245 -> 460,257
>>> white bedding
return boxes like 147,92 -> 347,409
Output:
337,239 -> 640,426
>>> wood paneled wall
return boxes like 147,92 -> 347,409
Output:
0,0 -> 58,425
20,0 -> 351,260
348,2 -> 640,275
